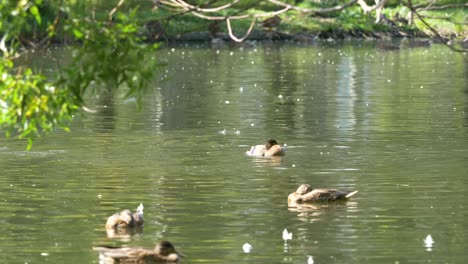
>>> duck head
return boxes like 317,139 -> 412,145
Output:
265,139 -> 278,150
155,241 -> 176,255
296,184 -> 312,195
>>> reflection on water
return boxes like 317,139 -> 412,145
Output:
105,225 -> 144,242
0,41 -> 467,264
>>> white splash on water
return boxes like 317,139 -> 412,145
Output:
424,234 -> 434,251
242,242 -> 253,253
282,228 -> 293,242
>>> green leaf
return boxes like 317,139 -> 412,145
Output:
73,29 -> 84,39
29,6 -> 42,25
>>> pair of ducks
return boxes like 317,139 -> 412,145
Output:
94,203 -> 182,263
95,186 -> 358,263
248,140 -> 358,205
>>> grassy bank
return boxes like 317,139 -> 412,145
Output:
14,0 -> 468,43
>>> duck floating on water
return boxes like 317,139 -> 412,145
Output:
246,139 -> 286,157
105,203 -> 144,230
93,240 -> 181,263
288,184 -> 358,207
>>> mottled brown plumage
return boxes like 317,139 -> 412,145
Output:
261,16 -> 282,29
106,204 -> 144,230
246,139 -> 286,157
93,240 -> 181,263
264,139 -> 285,157
288,184 -> 358,207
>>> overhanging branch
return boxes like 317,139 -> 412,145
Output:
406,0 -> 467,53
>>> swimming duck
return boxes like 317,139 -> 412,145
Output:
264,139 -> 285,157
246,139 -> 286,157
93,240 -> 181,263
288,184 -> 358,207
105,203 -> 144,230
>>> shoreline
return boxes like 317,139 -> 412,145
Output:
151,29 -> 467,50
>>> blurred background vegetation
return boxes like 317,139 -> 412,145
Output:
6,0 -> 467,43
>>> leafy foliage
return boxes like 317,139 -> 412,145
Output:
1,1 -> 160,149
0,58 -> 76,149
58,8 -> 159,107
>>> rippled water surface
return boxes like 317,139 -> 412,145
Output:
1,41 -> 467,263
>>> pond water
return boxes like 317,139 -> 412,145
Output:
1,40 -> 467,263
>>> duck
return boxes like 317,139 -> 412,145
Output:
246,139 -> 286,157
288,184 -> 358,207
105,203 -> 144,230
261,15 -> 282,29
264,139 -> 285,157
93,240 -> 181,263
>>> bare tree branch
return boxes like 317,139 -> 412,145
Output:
154,0 -> 368,41
155,0 -> 465,44
356,0 -> 389,22
406,0 -> 467,53
267,0 -> 358,13
356,0 -> 387,13
226,17 -> 257,42
109,0 -> 126,22
168,0 -> 241,12
417,3 -> 468,11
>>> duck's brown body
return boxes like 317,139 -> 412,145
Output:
262,16 -> 282,29
93,241 -> 180,264
106,204 -> 144,230
264,143 -> 285,157
288,184 -> 358,207
246,139 -> 285,157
